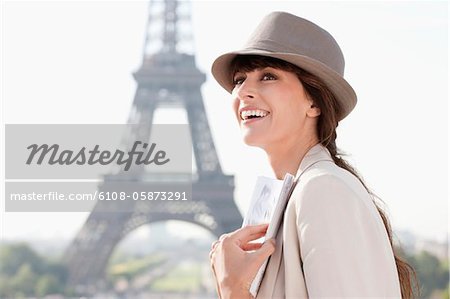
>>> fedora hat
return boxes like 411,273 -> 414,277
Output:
211,11 -> 357,121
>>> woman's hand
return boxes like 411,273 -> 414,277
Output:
209,223 -> 276,299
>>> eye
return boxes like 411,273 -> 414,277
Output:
233,75 -> 245,86
261,73 -> 277,81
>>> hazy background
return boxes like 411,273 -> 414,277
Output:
1,0 -> 448,246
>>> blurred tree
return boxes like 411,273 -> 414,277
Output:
442,283 -> 449,299
10,263 -> 37,296
0,242 -> 447,297
404,250 -> 449,298
0,243 -> 67,297
0,275 -> 13,297
0,243 -> 44,275
35,274 -> 60,297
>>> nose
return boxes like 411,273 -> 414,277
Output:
233,78 -> 257,101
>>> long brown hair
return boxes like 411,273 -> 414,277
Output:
231,55 -> 419,298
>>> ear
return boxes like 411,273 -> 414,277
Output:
307,103 -> 321,117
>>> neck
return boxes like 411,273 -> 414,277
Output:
265,136 -> 319,180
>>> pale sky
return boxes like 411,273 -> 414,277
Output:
1,1 -> 448,244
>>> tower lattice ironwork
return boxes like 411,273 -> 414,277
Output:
64,0 -> 242,293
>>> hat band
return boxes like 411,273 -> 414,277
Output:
245,39 -> 301,55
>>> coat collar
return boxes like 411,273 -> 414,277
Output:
294,143 -> 334,180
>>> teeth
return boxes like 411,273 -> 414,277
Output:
241,109 -> 269,120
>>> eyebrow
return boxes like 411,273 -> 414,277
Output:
233,67 -> 277,76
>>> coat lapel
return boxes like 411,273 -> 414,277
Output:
256,144 -> 333,298
256,221 -> 285,298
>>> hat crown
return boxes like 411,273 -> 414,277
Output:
245,11 -> 345,76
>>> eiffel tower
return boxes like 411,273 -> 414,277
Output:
64,0 -> 242,293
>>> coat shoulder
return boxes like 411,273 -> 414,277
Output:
290,160 -> 372,212
296,160 -> 364,193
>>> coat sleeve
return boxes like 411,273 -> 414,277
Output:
294,173 -> 401,298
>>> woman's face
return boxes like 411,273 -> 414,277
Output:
232,66 -> 319,150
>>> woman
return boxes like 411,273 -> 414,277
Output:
209,12 -> 417,299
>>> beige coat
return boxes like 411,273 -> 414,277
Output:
256,144 -> 402,299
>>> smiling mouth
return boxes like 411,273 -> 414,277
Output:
240,110 -> 270,121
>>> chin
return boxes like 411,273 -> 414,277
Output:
242,133 -> 265,148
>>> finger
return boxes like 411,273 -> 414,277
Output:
236,227 -> 269,245
209,264 -> 222,299
233,223 -> 270,244
238,231 -> 267,246
223,231 -> 266,248
241,242 -> 263,251
211,240 -> 219,250
209,246 -> 218,260
241,223 -> 270,234
250,238 -> 276,265
219,233 -> 230,242
210,256 -> 216,270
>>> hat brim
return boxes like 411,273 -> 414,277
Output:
211,49 -> 357,121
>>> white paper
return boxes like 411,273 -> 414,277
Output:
242,173 -> 296,297
242,176 -> 284,228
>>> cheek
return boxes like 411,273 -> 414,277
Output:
232,98 -> 240,121
288,97 -> 309,119
276,104 -> 305,130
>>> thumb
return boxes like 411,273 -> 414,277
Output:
251,238 -> 276,265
